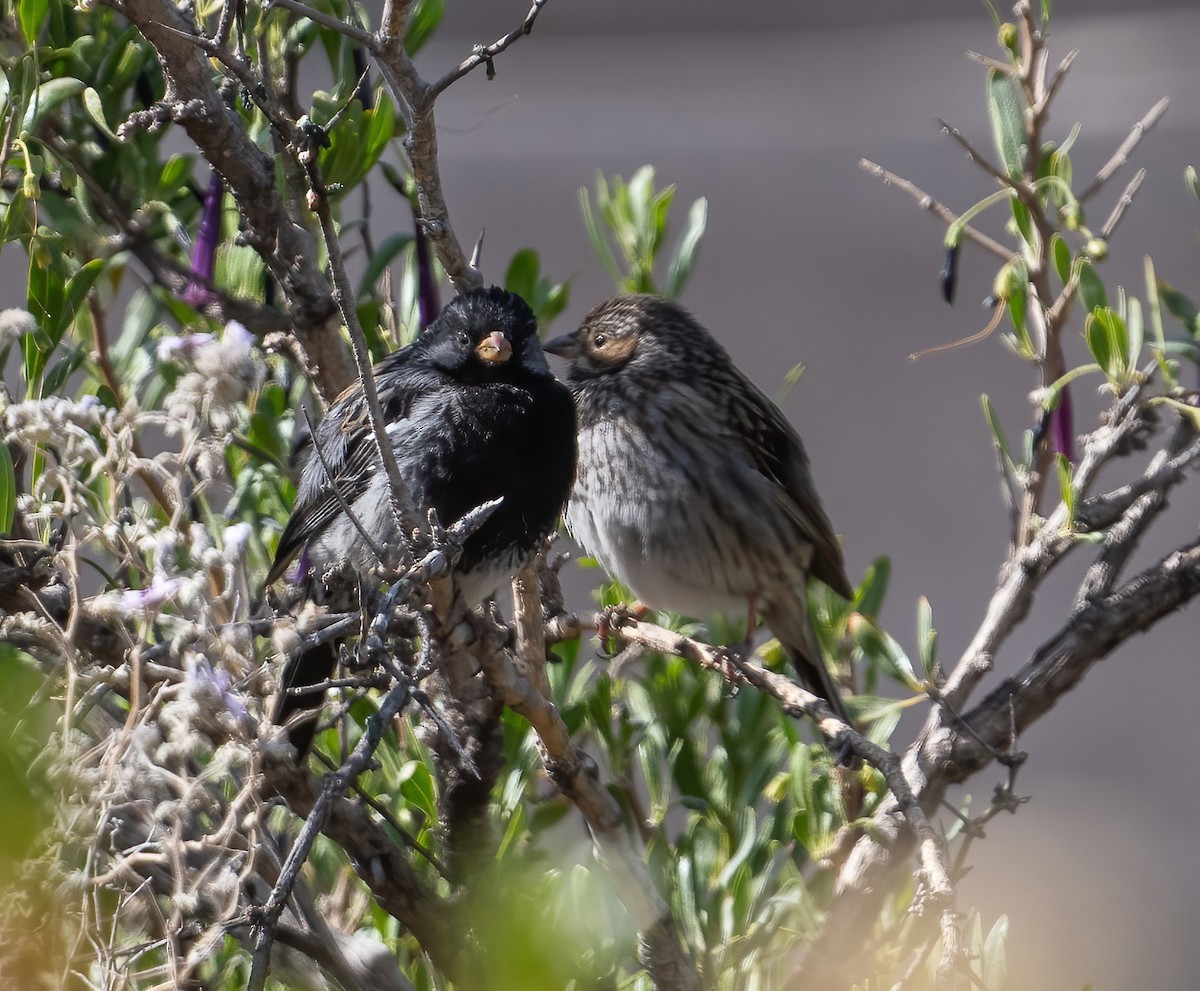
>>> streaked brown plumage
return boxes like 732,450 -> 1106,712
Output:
545,294 -> 855,749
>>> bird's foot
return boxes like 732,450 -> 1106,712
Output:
596,601 -> 650,649
712,644 -> 746,695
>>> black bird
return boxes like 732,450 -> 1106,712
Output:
268,287 -> 577,754
545,295 -> 856,747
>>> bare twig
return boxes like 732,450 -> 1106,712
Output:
1100,167 -> 1147,240
267,0 -> 376,46
937,117 -> 1015,188
428,0 -> 550,97
297,144 -> 422,561
249,677 -> 416,991
1079,97 -> 1169,202
511,558 -> 551,699
105,0 -> 355,398
298,406 -> 389,565
1031,48 -> 1078,118
471,620 -> 701,991
860,159 -> 1010,260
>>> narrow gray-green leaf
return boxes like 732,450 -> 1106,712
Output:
665,196 -> 707,298
986,69 -> 1025,178
22,77 -> 86,132
0,443 -> 15,534
82,87 -> 115,139
1050,233 -> 1071,285
1076,259 -> 1107,315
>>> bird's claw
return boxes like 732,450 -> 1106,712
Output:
712,644 -> 745,695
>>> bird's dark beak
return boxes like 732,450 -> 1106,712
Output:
543,333 -> 580,359
475,331 -> 513,364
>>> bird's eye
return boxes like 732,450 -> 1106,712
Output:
457,331 -> 470,347
592,333 -> 607,349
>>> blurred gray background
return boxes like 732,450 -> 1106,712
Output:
415,2 -> 1200,987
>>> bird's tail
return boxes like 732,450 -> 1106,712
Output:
764,601 -> 858,767
272,640 -> 336,759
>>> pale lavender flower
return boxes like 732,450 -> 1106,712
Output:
117,575 -> 184,612
186,656 -> 249,721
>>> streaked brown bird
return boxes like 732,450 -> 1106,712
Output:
545,294 -> 856,746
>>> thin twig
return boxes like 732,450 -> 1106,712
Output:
1079,97 -> 1169,202
249,677 -> 415,991
1100,167 -> 1147,240
860,159 -> 1010,260
937,117 -> 1015,188
471,618 -> 701,991
297,145 -> 421,564
511,558 -> 551,699
428,0 -> 550,98
267,0 -> 376,46
1031,49 -> 1077,117
297,406 -> 389,565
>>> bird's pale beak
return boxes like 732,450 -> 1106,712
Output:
543,333 -> 580,359
475,331 -> 513,364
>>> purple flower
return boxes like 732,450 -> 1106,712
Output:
187,656 -> 249,721
412,201 -> 440,332
1051,384 -> 1075,463
180,172 -> 225,309
117,576 -> 184,612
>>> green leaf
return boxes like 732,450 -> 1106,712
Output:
504,247 -> 540,302
1050,233 -> 1071,285
981,915 -> 1011,991
1186,165 -> 1200,201
360,94 -> 396,171
57,258 -> 104,339
43,346 -> 83,397
1056,453 -> 1075,518
665,196 -> 707,298
980,393 -> 1015,472
18,0 -> 50,45
1076,260 -> 1107,315
1145,257 -> 1166,351
159,153 -> 191,193
986,69 -> 1025,178
25,253 -> 68,389
1084,310 -> 1113,376
1010,197 -> 1034,249
579,183 -> 622,288
0,443 -> 15,534
404,0 -> 444,56
1005,280 -> 1033,358
916,596 -> 937,681
1126,296 -> 1143,371
850,615 -> 920,690
1157,278 -> 1200,337
853,556 -> 890,620
357,231 -> 414,298
22,76 -> 86,133
1049,146 -> 1073,212
81,86 -> 115,139
215,244 -> 266,303
1149,397 -> 1200,431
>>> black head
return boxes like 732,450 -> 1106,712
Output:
544,294 -> 724,384
419,286 -> 550,381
